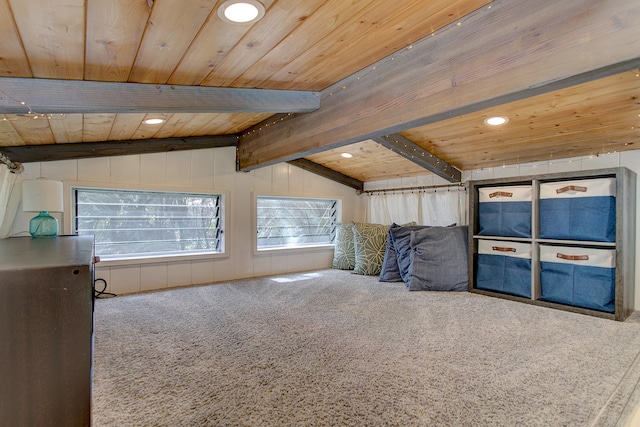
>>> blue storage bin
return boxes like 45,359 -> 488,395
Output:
539,245 -> 615,313
476,240 -> 531,298
539,178 -> 616,242
478,186 -> 532,238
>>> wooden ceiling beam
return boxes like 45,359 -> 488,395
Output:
0,78 -> 320,114
286,158 -> 364,192
237,0 -> 640,171
372,134 -> 461,183
0,135 -> 238,163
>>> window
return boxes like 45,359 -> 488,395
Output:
256,196 -> 338,250
74,187 -> 223,260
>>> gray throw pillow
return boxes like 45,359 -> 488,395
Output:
407,226 -> 468,291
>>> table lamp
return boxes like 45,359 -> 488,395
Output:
22,178 -> 64,238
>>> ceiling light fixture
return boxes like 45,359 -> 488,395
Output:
484,116 -> 509,126
218,0 -> 265,24
143,118 -> 166,125
341,153 -> 353,158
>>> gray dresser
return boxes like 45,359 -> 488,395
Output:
0,235 -> 95,426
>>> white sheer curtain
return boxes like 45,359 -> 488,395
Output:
365,186 -> 467,226
419,189 -> 467,226
0,164 -> 22,239
366,192 -> 419,224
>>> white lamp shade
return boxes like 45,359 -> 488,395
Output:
22,179 -> 64,212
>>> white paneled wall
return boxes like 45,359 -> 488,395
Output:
12,147 -> 640,307
365,150 -> 640,309
11,147 -> 366,295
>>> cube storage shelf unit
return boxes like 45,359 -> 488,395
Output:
467,167 -> 636,321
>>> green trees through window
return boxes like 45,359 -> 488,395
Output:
74,187 -> 223,259
257,196 -> 337,249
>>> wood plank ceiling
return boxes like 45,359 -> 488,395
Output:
0,0 -> 639,186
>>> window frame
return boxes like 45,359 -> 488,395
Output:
252,192 -> 342,254
66,181 -> 229,266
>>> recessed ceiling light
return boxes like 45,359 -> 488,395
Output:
143,118 -> 166,125
484,116 -> 509,126
218,0 -> 265,24
341,153 -> 353,158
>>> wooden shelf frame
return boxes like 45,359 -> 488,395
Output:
467,167 -> 636,321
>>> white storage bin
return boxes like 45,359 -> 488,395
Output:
539,245 -> 615,312
476,240 -> 532,298
478,186 -> 532,238
539,178 -> 616,242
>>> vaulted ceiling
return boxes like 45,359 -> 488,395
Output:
1,0 -> 639,190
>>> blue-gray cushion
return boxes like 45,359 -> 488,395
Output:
379,224 -> 431,283
407,226 -> 469,291
379,223 -> 404,282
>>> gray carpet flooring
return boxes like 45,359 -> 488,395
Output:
92,269 -> 640,426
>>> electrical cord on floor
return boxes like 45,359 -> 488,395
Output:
94,278 -> 117,299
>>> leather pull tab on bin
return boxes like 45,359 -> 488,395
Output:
556,253 -> 589,261
489,191 -> 513,198
556,185 -> 587,194
492,246 -> 517,253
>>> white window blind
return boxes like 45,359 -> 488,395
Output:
74,187 -> 223,260
257,196 -> 337,250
